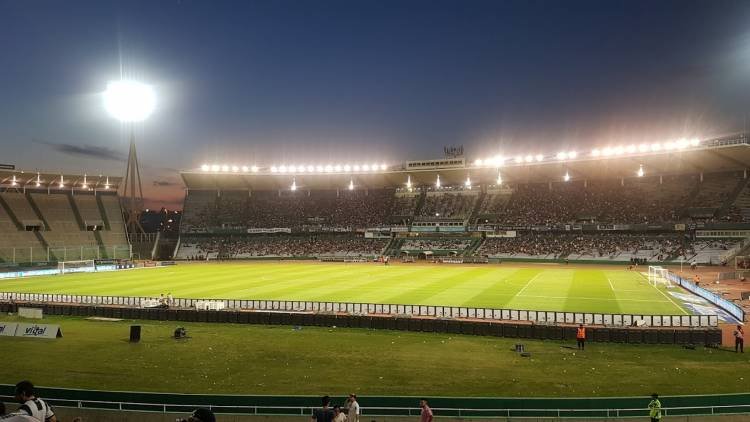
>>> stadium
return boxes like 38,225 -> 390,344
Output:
2,132 -> 750,421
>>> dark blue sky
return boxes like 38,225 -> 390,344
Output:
1,0 -> 750,207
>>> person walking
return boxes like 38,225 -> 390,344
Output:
346,394 -> 360,422
419,399 -> 433,422
648,393 -> 662,422
576,324 -> 586,350
734,325 -> 744,353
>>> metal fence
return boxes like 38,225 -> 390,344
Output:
1,395 -> 749,418
0,291 -> 719,327
0,245 -> 131,263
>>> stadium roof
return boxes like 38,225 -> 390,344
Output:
0,169 -> 123,192
181,133 -> 750,190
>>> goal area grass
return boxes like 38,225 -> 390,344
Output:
0,261 -> 689,315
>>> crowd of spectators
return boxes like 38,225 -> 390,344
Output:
477,233 -> 687,260
182,190 -> 394,232
181,236 -> 387,259
400,239 -> 473,251
418,192 -> 477,220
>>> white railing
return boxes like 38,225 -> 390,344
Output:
1,395 -> 749,418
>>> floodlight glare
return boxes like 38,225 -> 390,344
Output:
316,165 -> 324,172
102,80 -> 156,122
651,143 -> 662,151
475,159 -> 483,166
348,179 -> 354,190
496,173 -> 503,185
515,156 -> 523,164
344,164 -> 351,172
690,138 -> 700,146
290,179 -> 297,191
325,165 -> 333,172
362,164 -> 370,171
535,154 -> 544,162
241,166 -> 249,172
353,165 -> 361,172
591,149 -> 601,157
271,166 -> 278,173
211,164 -> 220,172
436,174 -> 441,188
557,152 -> 567,160
201,164 -> 210,171
231,165 -> 239,172
406,175 -> 412,189
380,164 -> 387,171
626,145 -> 636,153
563,171 -> 571,182
568,151 -> 577,159
464,176 -> 471,188
637,165 -> 644,177
525,155 -> 534,163
334,164 -> 342,172
638,144 -> 649,152
221,165 -> 229,172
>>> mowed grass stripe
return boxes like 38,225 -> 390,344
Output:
0,262 -> 693,315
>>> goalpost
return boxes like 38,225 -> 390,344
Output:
58,260 -> 96,275
647,265 -> 671,287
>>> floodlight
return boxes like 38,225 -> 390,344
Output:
291,179 -> 297,191
651,143 -> 662,151
676,138 -> 688,149
201,164 -> 210,171
334,164 -> 342,172
525,155 -> 533,163
690,138 -> 700,146
591,149 -> 601,157
464,176 -> 471,188
271,166 -> 278,173
495,155 -> 505,166
82,184 -> 88,189
614,146 -> 624,155
638,144 -> 649,152
231,165 -> 239,172
221,165 -> 229,172
59,175 -> 65,188
568,151 -> 577,159
348,179 -> 354,190
371,163 -> 378,171
637,165 -> 644,177
535,154 -> 543,162
353,164 -> 361,171
102,80 -> 156,122
664,142 -> 675,150
515,156 -> 523,164
344,164 -> 351,172
325,165 -> 333,172
316,165 -> 324,172
380,164 -> 387,171
241,166 -> 249,172
11,176 -> 17,186
251,166 -> 259,173
475,159 -> 483,166
602,147 -> 613,156
496,173 -> 503,185
362,164 -> 370,171
563,171 -> 570,182
557,152 -> 567,160
211,164 -> 220,172
406,175 -> 412,189
436,174 -> 441,188
103,184 -> 109,189
279,165 -> 288,173
626,145 -> 636,153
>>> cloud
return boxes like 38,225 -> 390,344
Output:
152,180 -> 179,187
34,139 -> 125,161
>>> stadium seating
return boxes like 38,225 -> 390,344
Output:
0,191 -> 128,263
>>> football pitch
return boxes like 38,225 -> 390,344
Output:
1,262 -> 690,315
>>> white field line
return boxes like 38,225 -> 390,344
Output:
516,294 -> 672,303
639,272 -> 689,315
514,272 -> 545,297
607,277 -> 615,292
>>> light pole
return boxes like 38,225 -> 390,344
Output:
102,80 -> 156,235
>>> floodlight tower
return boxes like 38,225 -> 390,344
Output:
103,80 -> 156,235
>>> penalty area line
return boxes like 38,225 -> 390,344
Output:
639,272 -> 688,315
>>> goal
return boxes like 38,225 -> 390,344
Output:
647,266 -> 671,287
58,260 -> 96,275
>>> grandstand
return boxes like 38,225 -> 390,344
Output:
0,170 -> 129,263
176,133 -> 750,265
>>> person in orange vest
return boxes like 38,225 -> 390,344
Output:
576,324 -> 586,350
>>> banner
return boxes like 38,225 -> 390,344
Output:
0,322 -> 18,336
14,323 -> 63,339
246,228 -> 292,234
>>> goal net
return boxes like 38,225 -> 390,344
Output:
58,260 -> 96,275
647,266 -> 671,287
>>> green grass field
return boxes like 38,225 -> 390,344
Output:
1,262 -> 689,315
1,315 -> 748,397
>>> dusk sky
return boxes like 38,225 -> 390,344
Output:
1,0 -> 750,208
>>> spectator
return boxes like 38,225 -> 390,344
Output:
332,406 -> 347,422
419,399 -> 433,422
312,396 -> 334,422
13,381 -> 56,422
346,394 -> 360,422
